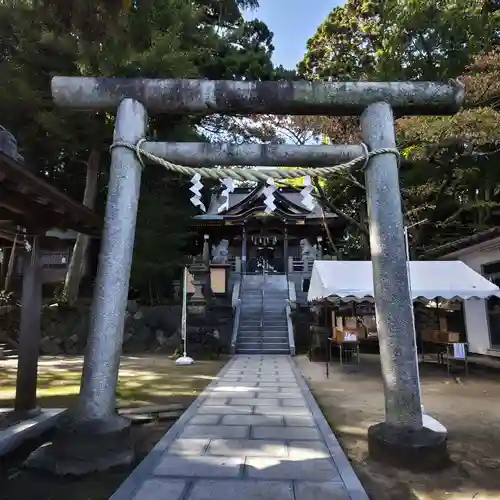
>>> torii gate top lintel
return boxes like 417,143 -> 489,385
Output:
63,73 -> 464,454
51,77 -> 465,116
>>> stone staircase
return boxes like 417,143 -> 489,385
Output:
236,275 -> 290,354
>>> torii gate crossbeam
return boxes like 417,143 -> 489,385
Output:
25,77 -> 464,474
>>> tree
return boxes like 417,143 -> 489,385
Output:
0,0 -> 279,302
63,150 -> 100,305
293,0 -> 500,257
299,0 -> 500,81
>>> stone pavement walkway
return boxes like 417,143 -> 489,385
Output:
110,355 -> 369,500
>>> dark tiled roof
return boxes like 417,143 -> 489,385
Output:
422,227 -> 500,258
196,185 -> 336,221
0,150 -> 102,241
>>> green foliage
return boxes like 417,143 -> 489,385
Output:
295,0 -> 500,257
131,168 -> 196,297
0,0 -> 277,302
299,0 -> 500,81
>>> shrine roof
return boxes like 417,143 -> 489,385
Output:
0,149 -> 102,244
194,185 -> 337,222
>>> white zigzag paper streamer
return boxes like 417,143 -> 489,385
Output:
217,177 -> 235,214
263,178 -> 277,214
300,175 -> 315,211
189,173 -> 206,212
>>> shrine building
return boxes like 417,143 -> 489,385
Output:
191,184 -> 343,275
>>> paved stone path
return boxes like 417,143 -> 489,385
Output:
110,355 -> 369,500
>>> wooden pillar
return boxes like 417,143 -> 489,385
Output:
15,240 -> 43,414
284,224 -> 288,275
0,246 -> 5,286
241,225 -> 247,274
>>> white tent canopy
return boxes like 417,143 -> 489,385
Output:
307,260 -> 500,303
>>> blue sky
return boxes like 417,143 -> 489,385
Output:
243,1 -> 344,70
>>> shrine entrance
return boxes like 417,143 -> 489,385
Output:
249,236 -> 281,273
191,185 -> 339,275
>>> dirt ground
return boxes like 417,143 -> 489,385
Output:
0,355 -> 227,500
296,354 -> 500,500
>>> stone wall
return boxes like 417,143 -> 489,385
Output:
291,306 -> 313,353
0,299 -> 234,357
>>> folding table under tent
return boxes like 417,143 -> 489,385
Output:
307,260 -> 500,303
308,260 -> 500,374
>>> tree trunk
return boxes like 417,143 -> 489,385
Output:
3,234 -> 18,292
63,150 -> 100,305
0,247 -> 6,288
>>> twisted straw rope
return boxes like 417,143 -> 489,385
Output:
110,139 -> 400,182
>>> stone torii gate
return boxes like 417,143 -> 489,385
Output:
27,78 -> 464,474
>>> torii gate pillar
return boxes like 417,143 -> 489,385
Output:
26,99 -> 147,474
361,102 -> 447,469
25,77 -> 463,474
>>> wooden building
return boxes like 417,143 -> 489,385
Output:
0,144 -> 101,416
191,184 -> 343,274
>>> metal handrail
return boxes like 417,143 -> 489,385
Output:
260,267 -> 265,348
230,281 -> 242,354
230,298 -> 241,354
285,299 -> 296,356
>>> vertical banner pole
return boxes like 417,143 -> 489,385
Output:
176,266 -> 194,365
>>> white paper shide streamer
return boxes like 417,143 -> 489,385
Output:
189,173 -> 206,212
217,177 -> 235,214
300,175 -> 315,211
263,178 -> 277,214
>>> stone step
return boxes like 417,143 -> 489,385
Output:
237,336 -> 289,343
238,331 -> 288,336
235,348 -> 290,354
241,293 -> 287,297
241,299 -> 285,303
239,321 -> 287,325
236,343 -> 263,350
240,318 -> 286,321
239,331 -> 288,336
239,325 -> 286,329
241,307 -> 285,311
239,326 -> 287,331
251,298 -> 287,301
238,338 -> 288,343
237,342 -> 289,351
241,313 -> 284,317
240,315 -> 286,319
239,330 -> 288,335
241,301 -> 287,305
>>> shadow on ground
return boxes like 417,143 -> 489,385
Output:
0,355 -> 228,409
0,355 -> 227,500
297,354 -> 500,500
